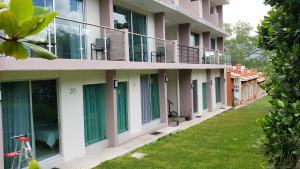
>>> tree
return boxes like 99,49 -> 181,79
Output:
0,0 -> 58,59
258,0 -> 300,168
225,21 -> 270,71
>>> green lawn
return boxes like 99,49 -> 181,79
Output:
96,97 -> 271,169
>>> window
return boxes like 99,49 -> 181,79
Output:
215,77 -> 221,103
140,74 -> 160,124
1,80 -> 60,168
210,6 -> 214,14
32,0 -> 86,59
211,38 -> 216,50
190,32 -> 200,47
114,6 -> 148,62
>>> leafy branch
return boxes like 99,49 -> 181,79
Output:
0,0 -> 58,60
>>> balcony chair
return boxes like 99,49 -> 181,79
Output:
91,38 -> 111,60
151,47 -> 165,63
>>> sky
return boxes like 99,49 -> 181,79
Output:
223,0 -> 271,34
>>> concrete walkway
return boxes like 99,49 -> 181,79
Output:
58,106 -> 232,169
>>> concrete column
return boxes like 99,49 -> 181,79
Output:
202,0 -> 210,20
100,0 -> 114,28
203,32 -> 211,49
178,23 -> 190,46
206,69 -> 213,112
220,69 -> 226,105
154,13 -> 166,39
217,37 -> 224,52
159,70 -> 168,123
216,5 -> 223,28
0,103 -> 4,169
105,70 -> 118,147
179,69 -> 193,120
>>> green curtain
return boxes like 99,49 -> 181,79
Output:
215,77 -> 221,103
193,80 -> 198,113
83,84 -> 106,146
140,75 -> 151,124
202,82 -> 207,110
1,81 -> 31,169
150,75 -> 160,120
117,82 -> 128,134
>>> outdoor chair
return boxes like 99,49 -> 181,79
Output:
91,38 -> 111,60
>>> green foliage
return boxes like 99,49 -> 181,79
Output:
28,160 -> 42,169
258,0 -> 300,168
224,21 -> 270,71
0,0 -> 58,59
96,98 -> 271,169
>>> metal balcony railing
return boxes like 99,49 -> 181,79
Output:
178,45 -> 200,64
177,46 -> 231,65
127,32 -> 176,63
26,16 -> 127,61
1,16 -> 231,65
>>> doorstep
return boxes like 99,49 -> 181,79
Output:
56,106 -> 232,169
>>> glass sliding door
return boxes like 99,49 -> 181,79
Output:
215,77 -> 221,103
1,80 -> 60,168
113,6 -> 147,62
55,0 -> 85,59
117,82 -> 128,134
150,75 -> 160,120
32,0 -> 86,59
31,80 -> 59,160
31,0 -> 55,56
140,74 -> 160,124
1,82 -> 32,169
132,12 -> 147,62
83,84 -> 106,146
113,6 -> 133,60
141,75 -> 151,124
193,80 -> 198,113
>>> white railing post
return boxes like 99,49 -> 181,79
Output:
164,40 -> 167,63
141,36 -> 144,62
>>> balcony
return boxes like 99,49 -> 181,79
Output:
1,17 -> 230,67
177,45 -> 231,65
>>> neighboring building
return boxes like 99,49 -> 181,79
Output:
0,0 -> 230,168
226,64 -> 266,107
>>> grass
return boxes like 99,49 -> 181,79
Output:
96,97 -> 271,169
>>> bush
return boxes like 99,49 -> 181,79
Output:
258,0 -> 300,168
28,160 -> 42,169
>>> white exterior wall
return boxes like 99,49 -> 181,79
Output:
0,71 -> 106,163
0,69 -> 165,166
192,70 -> 207,114
116,70 -> 160,137
211,69 -> 221,110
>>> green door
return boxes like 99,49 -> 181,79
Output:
202,82 -> 207,110
193,80 -> 198,113
150,75 -> 160,120
215,77 -> 221,103
83,84 -> 106,146
117,82 -> 128,134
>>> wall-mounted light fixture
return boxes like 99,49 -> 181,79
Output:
165,76 -> 169,82
114,80 -> 118,88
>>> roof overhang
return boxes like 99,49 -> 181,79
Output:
210,0 -> 230,5
114,0 -> 228,37
0,58 -> 228,71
